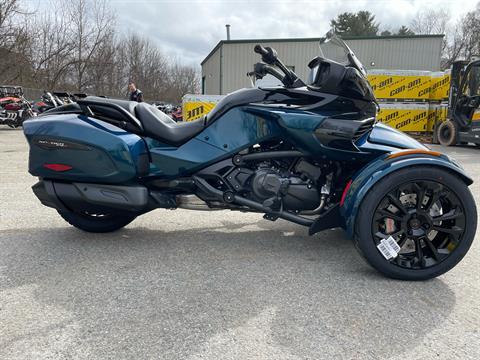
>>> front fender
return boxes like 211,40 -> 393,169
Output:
340,153 -> 473,239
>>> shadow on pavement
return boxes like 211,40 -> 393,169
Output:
0,221 -> 455,359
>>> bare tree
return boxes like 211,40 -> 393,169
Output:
117,33 -> 170,101
166,61 -> 200,103
0,0 -> 200,102
410,8 -> 451,65
87,32 -> 118,96
443,4 -> 480,68
26,1 -> 76,90
410,9 -> 450,35
457,9 -> 480,60
68,0 -> 115,92
0,0 -> 31,83
0,0 -> 24,47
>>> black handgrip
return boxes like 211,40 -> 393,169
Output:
252,45 -> 303,87
254,44 -> 268,56
254,45 -> 277,65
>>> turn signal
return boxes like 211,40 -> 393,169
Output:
387,149 -> 442,160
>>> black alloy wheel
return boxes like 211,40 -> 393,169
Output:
372,180 -> 465,270
354,167 -> 476,280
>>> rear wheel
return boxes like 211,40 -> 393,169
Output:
354,167 -> 476,280
58,210 -> 136,233
437,120 -> 458,146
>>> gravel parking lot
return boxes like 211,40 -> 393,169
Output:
1,128 -> 479,360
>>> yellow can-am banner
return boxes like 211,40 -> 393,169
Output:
429,71 -> 450,101
376,102 -> 450,132
376,102 -> 448,132
182,94 -> 224,122
367,70 -> 432,100
427,103 -> 448,131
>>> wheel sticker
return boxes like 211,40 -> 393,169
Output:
377,236 -> 401,260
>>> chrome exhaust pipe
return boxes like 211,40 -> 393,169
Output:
176,195 -> 221,211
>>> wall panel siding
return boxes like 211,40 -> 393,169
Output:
202,37 -> 443,95
333,37 -> 443,71
222,41 -> 320,94
201,49 -> 221,95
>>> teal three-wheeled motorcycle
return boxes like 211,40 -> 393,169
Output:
23,36 -> 477,280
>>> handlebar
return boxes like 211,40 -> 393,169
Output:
251,44 -> 304,88
247,63 -> 284,84
254,45 -> 277,65
254,44 -> 269,57
267,67 -> 284,80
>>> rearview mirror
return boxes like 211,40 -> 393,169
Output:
248,73 -> 256,87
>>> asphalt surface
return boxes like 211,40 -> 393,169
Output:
0,128 -> 479,360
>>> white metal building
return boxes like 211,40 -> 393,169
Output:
201,34 -> 444,95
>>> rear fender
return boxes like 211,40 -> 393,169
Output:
340,153 -> 473,239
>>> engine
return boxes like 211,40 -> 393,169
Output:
225,158 -> 331,212
250,167 -> 320,210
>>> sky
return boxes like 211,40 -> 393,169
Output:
25,0 -> 479,66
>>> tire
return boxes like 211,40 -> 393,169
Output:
58,210 -> 136,233
437,120 -> 457,146
354,167 -> 477,280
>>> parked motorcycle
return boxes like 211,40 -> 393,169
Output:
0,86 -> 35,127
156,103 -> 183,121
33,91 -> 78,114
170,106 -> 183,121
23,35 -> 477,280
32,92 -> 58,114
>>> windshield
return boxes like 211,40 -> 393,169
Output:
319,34 -> 367,77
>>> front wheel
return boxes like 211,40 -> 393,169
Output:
58,210 -> 136,233
354,167 -> 477,280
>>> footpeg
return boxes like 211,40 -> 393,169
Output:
262,196 -> 281,210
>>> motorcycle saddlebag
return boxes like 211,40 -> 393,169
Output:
23,115 -> 149,183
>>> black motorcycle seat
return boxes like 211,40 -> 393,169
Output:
135,103 -> 205,146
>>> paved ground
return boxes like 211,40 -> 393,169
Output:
0,128 -> 479,360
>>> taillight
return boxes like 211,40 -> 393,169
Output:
340,179 -> 353,207
43,163 -> 73,172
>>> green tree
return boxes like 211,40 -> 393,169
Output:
330,11 -> 379,36
396,25 -> 415,36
